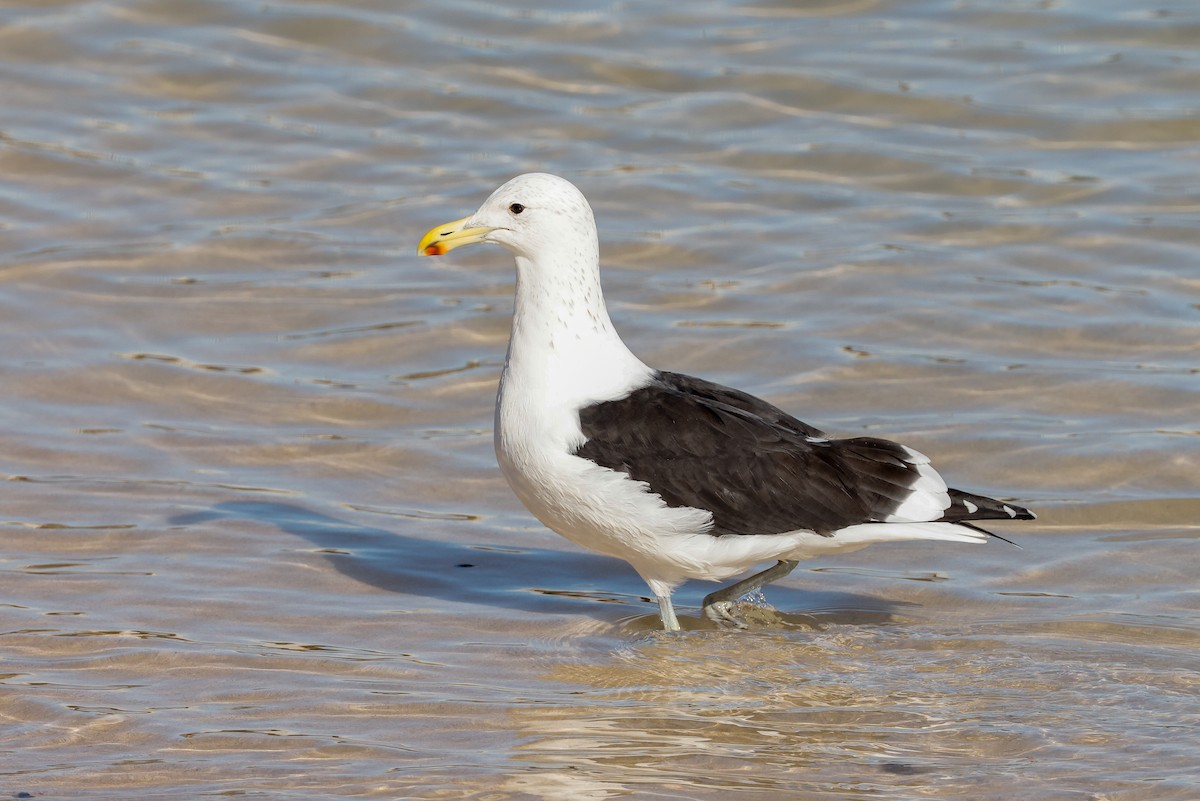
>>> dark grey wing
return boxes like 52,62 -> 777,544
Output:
574,372 -> 933,537
654,372 -> 826,438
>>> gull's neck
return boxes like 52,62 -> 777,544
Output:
500,246 -> 651,418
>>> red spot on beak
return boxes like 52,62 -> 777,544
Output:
424,243 -> 445,256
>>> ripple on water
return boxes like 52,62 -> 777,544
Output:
3,0 -> 1200,797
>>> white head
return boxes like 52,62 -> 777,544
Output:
417,173 -> 598,263
416,172 -> 649,405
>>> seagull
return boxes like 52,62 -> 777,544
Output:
417,173 -> 1033,631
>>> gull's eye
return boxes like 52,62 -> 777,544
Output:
509,203 -> 525,215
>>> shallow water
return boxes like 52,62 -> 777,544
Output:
2,0 -> 1199,798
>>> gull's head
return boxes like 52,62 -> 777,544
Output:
417,173 -> 596,262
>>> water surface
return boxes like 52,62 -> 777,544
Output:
2,0 -> 1198,798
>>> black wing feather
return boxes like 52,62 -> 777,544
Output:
574,371 -> 1033,539
576,372 -> 913,536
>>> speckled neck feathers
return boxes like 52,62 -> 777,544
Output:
494,178 -> 651,421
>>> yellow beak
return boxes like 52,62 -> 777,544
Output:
417,216 -> 495,256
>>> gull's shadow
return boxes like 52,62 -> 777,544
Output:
169,500 -> 912,628
169,500 -> 648,620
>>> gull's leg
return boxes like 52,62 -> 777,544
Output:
656,594 -> 681,632
703,560 -> 800,628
